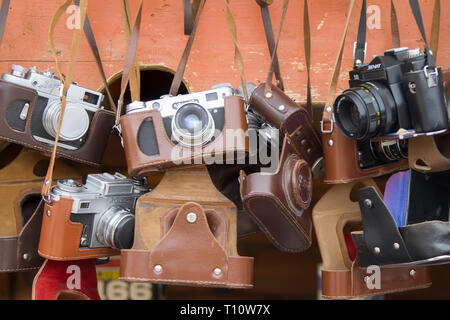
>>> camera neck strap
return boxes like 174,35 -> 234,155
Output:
115,0 -> 143,128
303,0 -> 312,117
430,0 -> 440,61
321,0 -> 355,128
263,0 -> 289,98
224,0 -> 249,103
0,0 -> 10,47
183,0 -> 202,35
256,0 -> 284,92
42,0 -> 89,198
391,0 -> 400,48
169,0 -> 206,97
72,0 -> 116,112
354,0 -> 367,67
408,0 -> 437,68
121,0 -> 141,102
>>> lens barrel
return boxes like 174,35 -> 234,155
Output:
333,82 -> 397,140
171,103 -> 215,147
96,207 -> 135,249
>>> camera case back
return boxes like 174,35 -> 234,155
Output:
38,172 -> 148,261
0,65 -> 115,166
120,92 -> 249,176
239,84 -> 322,252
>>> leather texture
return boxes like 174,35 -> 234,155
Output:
409,69 -> 450,173
121,95 -> 249,176
32,259 -> 100,300
38,196 -> 120,261
0,147 -> 83,272
0,80 -> 115,166
240,83 -> 322,252
313,179 -> 432,299
120,166 -> 254,288
352,185 -> 450,267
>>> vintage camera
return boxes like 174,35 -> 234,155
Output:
39,173 -> 149,260
0,65 -> 115,166
357,139 -> 408,169
333,47 -> 448,140
120,84 -> 249,176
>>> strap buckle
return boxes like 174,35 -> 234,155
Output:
424,65 -> 439,88
320,119 -> 334,134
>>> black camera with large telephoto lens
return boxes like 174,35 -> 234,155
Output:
333,47 -> 448,141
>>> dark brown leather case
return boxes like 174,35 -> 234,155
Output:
0,80 -> 115,166
0,147 -> 83,272
38,197 -> 119,261
239,83 -> 321,252
120,167 -> 254,288
120,95 -> 249,176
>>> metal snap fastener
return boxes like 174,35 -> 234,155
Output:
154,265 -> 163,274
186,212 -> 197,223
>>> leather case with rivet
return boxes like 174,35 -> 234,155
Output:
313,179 -> 431,299
120,95 -> 249,177
352,169 -> 450,268
120,167 -> 254,288
0,145 -> 83,273
408,69 -> 450,173
0,80 -> 115,167
239,83 -> 322,252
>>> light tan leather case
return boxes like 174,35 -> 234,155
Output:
313,179 -> 431,299
120,166 -> 253,288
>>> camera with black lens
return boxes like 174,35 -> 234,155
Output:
38,173 -> 149,261
0,65 -> 115,166
120,83 -> 249,176
333,47 -> 448,141
357,139 -> 408,169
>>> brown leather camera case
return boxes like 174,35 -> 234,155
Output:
38,196 -> 120,261
313,179 -> 431,299
120,95 -> 249,176
120,166 -> 254,288
0,80 -> 115,166
0,147 -> 83,272
239,83 -> 321,252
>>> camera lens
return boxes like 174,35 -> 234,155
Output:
370,139 -> 408,162
333,82 -> 398,140
96,207 -> 135,249
171,103 -> 215,147
42,101 -> 90,141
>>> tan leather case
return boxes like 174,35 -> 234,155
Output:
38,197 -> 120,261
0,146 -> 83,272
0,80 -> 115,166
313,180 -> 431,299
120,96 -> 249,176
120,166 -> 253,288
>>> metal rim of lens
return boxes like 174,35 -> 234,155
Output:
333,92 -> 372,139
96,207 -> 134,249
171,103 -> 215,147
42,101 -> 89,141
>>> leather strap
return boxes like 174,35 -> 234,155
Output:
408,0 -> 436,68
303,0 -> 312,117
73,0 -> 116,111
42,0 -> 88,197
430,0 -> 440,59
115,0 -> 143,128
183,0 -> 201,35
224,0 -> 248,103
390,0 -> 400,48
121,0 -> 141,102
256,0 -> 284,91
322,0 -> 355,127
263,0 -> 289,96
354,0 -> 367,67
169,0 -> 206,97
0,0 -> 10,46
